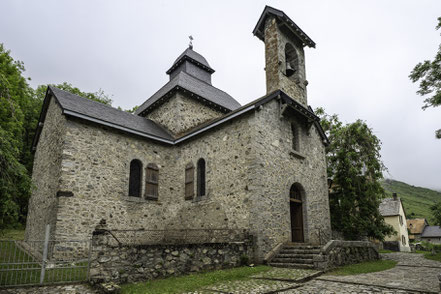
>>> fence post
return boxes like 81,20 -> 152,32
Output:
40,224 -> 50,285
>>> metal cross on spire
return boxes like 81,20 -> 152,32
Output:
189,35 -> 194,49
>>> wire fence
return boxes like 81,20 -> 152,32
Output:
93,228 -> 251,246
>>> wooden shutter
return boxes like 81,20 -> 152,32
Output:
185,163 -> 194,200
145,163 -> 159,200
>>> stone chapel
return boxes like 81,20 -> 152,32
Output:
25,6 -> 331,261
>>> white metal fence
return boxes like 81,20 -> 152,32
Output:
0,226 -> 91,287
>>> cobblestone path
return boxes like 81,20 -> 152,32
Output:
314,253 -> 440,293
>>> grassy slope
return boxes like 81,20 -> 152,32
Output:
121,266 -> 270,294
382,179 -> 441,222
327,260 -> 397,276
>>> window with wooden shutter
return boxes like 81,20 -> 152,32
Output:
145,163 -> 159,200
197,158 -> 206,197
185,163 -> 195,200
129,159 -> 142,197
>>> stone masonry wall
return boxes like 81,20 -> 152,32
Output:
146,91 -> 224,135
30,91 -> 329,264
25,97 -> 66,241
264,16 -> 307,106
314,240 -> 379,270
249,99 -> 331,261
51,111 -> 255,242
90,231 -> 253,284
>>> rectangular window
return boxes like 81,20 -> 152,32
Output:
185,163 -> 195,200
145,163 -> 159,200
291,123 -> 300,152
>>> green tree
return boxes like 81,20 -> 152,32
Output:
430,202 -> 441,226
409,17 -> 441,139
316,108 -> 395,241
0,42 -> 114,231
0,44 -> 32,229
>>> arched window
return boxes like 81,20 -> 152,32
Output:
197,158 -> 206,197
145,163 -> 159,200
285,43 -> 299,78
290,184 -> 303,201
129,159 -> 142,197
291,122 -> 300,152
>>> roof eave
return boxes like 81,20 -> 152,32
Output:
138,86 -> 232,117
166,55 -> 215,75
252,6 -> 316,48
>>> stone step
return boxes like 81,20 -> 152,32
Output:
276,253 -> 316,259
283,243 -> 321,249
279,249 -> 321,255
268,262 -> 315,269
271,258 -> 314,264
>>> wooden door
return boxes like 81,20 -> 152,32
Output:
290,184 -> 304,242
290,201 -> 304,242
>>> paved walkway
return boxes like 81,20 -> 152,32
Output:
2,253 -> 440,293
316,253 -> 440,293
186,253 -> 441,294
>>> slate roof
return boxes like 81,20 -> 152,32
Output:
253,6 -> 316,48
408,218 -> 428,235
166,47 -> 214,74
32,88 -> 328,150
32,87 -> 174,147
134,71 -> 241,115
421,226 -> 441,238
379,197 -> 401,217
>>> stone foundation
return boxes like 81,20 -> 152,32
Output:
314,240 -> 379,270
90,232 -> 254,284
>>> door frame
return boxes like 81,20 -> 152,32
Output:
289,183 -> 305,243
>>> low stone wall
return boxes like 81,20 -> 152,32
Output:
314,240 -> 379,270
90,233 -> 253,284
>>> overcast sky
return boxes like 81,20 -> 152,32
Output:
1,0 -> 440,190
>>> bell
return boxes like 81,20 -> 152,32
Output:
286,63 -> 295,77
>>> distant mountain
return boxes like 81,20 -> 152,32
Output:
381,179 -> 441,222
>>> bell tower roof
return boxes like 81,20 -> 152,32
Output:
253,6 -> 316,48
166,47 -> 215,75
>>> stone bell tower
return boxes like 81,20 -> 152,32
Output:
253,6 -> 316,106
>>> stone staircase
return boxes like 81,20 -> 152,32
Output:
268,243 -> 322,269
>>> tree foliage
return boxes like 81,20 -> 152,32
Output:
0,44 -> 32,229
316,108 -> 395,241
430,202 -> 441,226
0,43 -> 113,231
409,17 -> 441,138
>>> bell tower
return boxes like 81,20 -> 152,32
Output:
253,6 -> 316,106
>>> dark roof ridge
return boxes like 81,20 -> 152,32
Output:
32,87 -> 328,151
48,86 -> 137,117
135,71 -> 240,115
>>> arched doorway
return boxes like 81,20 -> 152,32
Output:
290,184 -> 304,242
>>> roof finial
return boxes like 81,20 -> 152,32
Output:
188,35 -> 193,49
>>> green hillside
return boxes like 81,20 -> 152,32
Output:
381,179 -> 441,222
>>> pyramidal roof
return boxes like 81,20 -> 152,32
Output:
167,47 -> 214,74
135,47 -> 240,116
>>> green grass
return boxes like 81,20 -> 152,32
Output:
382,179 -> 441,220
0,229 -> 25,240
121,265 -> 271,294
327,260 -> 397,276
423,252 -> 441,262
